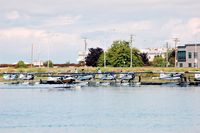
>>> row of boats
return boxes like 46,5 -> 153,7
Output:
3,73 -> 35,80
2,72 -> 200,86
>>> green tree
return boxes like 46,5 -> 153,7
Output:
43,60 -> 54,68
140,52 -> 149,66
97,52 -> 105,67
97,40 -> 143,67
152,55 -> 166,67
168,49 -> 175,67
85,47 -> 103,67
16,61 -> 27,68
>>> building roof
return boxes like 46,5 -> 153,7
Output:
178,44 -> 200,48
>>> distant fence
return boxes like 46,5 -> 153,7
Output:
0,64 -> 82,68
0,64 -> 16,67
54,64 -> 82,67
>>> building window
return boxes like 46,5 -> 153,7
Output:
179,63 -> 183,67
188,52 -> 192,59
194,52 -> 198,59
188,63 -> 192,67
194,63 -> 197,67
177,51 -> 186,62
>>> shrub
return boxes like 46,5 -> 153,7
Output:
16,61 -> 27,68
43,60 -> 54,68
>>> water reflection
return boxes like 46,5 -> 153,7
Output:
0,85 -> 200,133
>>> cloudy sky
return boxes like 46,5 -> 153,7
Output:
0,0 -> 200,63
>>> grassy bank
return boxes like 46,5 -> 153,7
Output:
0,66 -> 199,73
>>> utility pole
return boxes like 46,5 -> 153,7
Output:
166,42 -> 169,67
31,43 -> 34,68
130,35 -> 133,67
47,39 -> 50,69
104,49 -> 106,68
84,38 -> 87,66
173,38 -> 180,67
195,43 -> 198,68
38,42 -> 41,68
47,32 -> 52,70
194,34 -> 198,68
84,38 -> 87,54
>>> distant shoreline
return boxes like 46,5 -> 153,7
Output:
0,67 -> 199,82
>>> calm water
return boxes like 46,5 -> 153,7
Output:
0,84 -> 200,133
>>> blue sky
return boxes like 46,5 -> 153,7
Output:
0,0 -> 200,63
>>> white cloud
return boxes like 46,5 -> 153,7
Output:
188,18 -> 200,35
112,21 -> 153,33
156,18 -> 200,47
4,10 -> 30,21
84,20 -> 153,37
0,0 -> 200,63
40,15 -> 81,28
5,10 -> 20,20
0,27 -> 100,63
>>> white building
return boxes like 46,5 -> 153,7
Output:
77,51 -> 88,63
33,61 -> 44,67
141,48 -> 168,61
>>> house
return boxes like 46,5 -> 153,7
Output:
32,61 -> 44,67
177,44 -> 200,68
141,48 -> 168,61
77,51 -> 88,65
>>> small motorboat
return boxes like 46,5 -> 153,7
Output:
76,74 -> 95,81
159,72 -> 182,80
40,75 -> 75,84
101,72 -> 116,80
3,74 -> 18,80
194,73 -> 200,81
19,73 -> 35,80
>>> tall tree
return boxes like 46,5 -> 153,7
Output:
140,52 -> 149,66
85,47 -> 103,67
98,40 -> 143,67
168,49 -> 175,67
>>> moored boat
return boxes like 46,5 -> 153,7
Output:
40,75 -> 75,84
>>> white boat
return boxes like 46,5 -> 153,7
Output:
159,73 -> 181,80
101,73 -> 116,80
40,75 -> 75,84
19,73 -> 35,80
76,74 -> 94,81
194,73 -> 200,81
3,74 -> 18,80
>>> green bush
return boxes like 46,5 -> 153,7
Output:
16,61 -> 27,68
43,60 -> 54,68
151,55 -> 167,67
